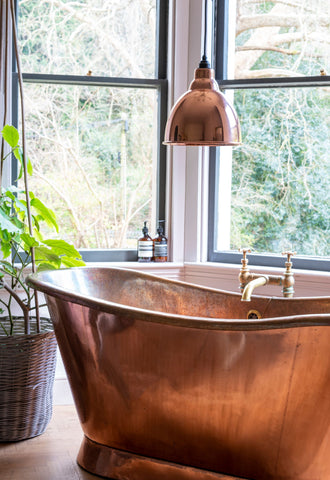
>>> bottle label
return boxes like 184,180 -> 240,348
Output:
138,240 -> 153,258
154,242 -> 167,257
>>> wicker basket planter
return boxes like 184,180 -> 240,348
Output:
0,317 -> 57,442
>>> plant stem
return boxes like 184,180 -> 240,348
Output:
9,0 -> 40,333
1,280 -> 30,334
0,320 -> 9,336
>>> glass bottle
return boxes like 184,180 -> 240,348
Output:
137,221 -> 153,262
153,221 -> 168,262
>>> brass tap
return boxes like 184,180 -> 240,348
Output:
281,250 -> 296,298
241,275 -> 269,301
238,247 -> 268,296
239,250 -> 296,301
238,248 -> 251,292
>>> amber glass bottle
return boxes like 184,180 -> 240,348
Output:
153,221 -> 168,262
137,221 -> 153,262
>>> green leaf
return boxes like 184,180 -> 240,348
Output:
14,147 -> 33,178
4,190 -> 16,201
0,229 -> 12,258
32,214 -> 41,232
27,155 -> 33,175
13,146 -> 22,162
13,198 -> 28,216
60,257 -> 86,267
1,125 -> 19,148
43,239 -> 82,258
20,233 -> 39,249
13,147 -> 23,180
0,261 -> 17,276
0,209 -> 22,233
12,216 -> 25,230
31,224 -> 43,242
30,197 -> 58,232
0,242 -> 11,259
36,262 -> 58,272
34,246 -> 61,268
5,185 -> 22,195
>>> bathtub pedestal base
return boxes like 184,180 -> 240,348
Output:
77,436 -> 243,480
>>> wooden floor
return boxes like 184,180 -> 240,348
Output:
0,405 -> 99,480
0,405 -> 243,480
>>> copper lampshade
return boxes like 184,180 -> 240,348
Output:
164,65 -> 241,147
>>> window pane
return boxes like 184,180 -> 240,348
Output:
217,87 -> 330,257
18,0 -> 157,78
22,83 -> 158,249
231,0 -> 329,79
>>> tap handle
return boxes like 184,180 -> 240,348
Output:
239,248 -> 251,292
282,251 -> 295,298
239,248 -> 251,264
282,251 -> 296,265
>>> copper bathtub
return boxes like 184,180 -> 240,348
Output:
27,267 -> 330,480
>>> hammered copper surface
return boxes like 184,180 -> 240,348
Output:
27,267 -> 330,480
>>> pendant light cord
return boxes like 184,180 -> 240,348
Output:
199,0 -> 210,68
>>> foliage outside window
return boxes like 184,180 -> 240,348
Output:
211,0 -> 330,268
17,0 -> 167,257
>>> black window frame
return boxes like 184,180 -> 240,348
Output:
12,0 -> 168,263
208,0 -> 330,272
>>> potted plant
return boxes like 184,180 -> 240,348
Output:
0,124 -> 85,441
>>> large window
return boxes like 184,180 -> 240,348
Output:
15,0 -> 168,261
209,0 -> 330,270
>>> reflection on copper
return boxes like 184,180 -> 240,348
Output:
163,67 -> 241,146
27,267 -> 330,480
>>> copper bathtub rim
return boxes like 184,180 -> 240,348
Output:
26,267 -> 330,331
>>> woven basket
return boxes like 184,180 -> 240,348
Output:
0,317 -> 57,442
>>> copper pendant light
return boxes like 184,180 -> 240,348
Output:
164,1 -> 241,146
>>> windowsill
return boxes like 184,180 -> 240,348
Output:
80,261 -> 185,280
83,261 -> 184,271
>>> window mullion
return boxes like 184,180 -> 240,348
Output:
218,76 -> 330,89
21,73 -> 166,89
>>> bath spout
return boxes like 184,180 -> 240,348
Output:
239,249 -> 296,300
241,276 -> 269,301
